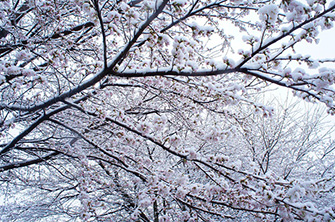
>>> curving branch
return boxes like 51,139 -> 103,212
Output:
0,0 -> 168,113
0,22 -> 95,55
0,151 -> 60,172
0,95 -> 90,155
236,4 -> 335,69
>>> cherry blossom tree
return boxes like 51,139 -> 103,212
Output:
1,0 -> 335,221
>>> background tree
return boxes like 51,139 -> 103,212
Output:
1,0 -> 335,221
226,95 -> 335,178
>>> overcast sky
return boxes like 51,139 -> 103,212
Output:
295,27 -> 335,65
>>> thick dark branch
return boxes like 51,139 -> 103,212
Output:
50,22 -> 95,39
161,0 -> 226,32
0,151 -> 59,172
112,67 -> 236,77
47,117 -> 130,169
94,0 -> 108,68
112,67 -> 324,108
106,117 -> 188,159
1,0 -> 168,112
0,95 -> 90,155
92,155 -> 147,182
239,69 -> 323,103
0,22 -> 95,55
176,197 -> 235,219
64,100 -> 188,159
236,5 -> 335,68
187,194 -> 279,216
107,0 -> 169,69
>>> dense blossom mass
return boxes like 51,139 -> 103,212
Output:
1,0 -> 335,221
